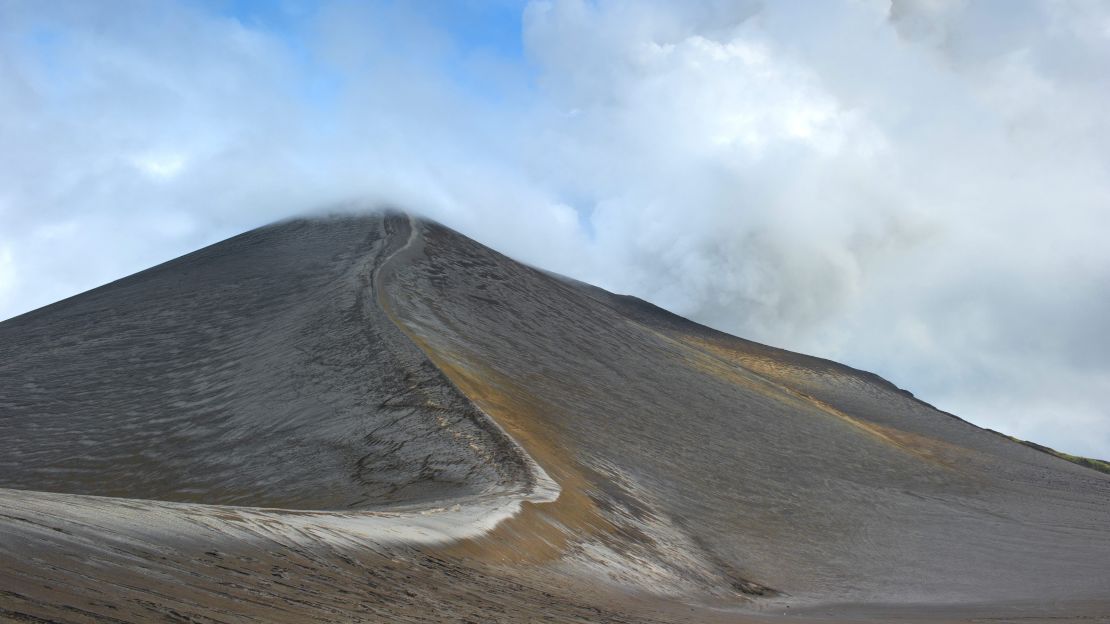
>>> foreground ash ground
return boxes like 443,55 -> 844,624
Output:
1,212 -> 1109,623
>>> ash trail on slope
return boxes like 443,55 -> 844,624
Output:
383,217 -> 1110,605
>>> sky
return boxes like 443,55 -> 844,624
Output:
2,0 -> 1109,459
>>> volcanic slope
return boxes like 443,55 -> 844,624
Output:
1,212 -> 1109,623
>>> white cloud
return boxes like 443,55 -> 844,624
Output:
132,152 -> 187,179
0,245 -> 15,311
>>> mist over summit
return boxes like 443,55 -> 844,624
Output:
3,0 -> 1110,459
3,1 -> 1110,620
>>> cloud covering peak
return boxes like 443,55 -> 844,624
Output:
2,0 -> 1109,458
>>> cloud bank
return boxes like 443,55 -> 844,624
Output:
2,0 -> 1109,458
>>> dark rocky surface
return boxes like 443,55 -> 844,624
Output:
1,211 -> 1108,622
0,215 -> 529,510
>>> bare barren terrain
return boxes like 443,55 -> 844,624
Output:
2,212 -> 1108,623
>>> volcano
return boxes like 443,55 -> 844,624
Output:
2,212 -> 1108,623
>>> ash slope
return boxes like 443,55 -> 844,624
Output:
1,211 -> 1109,623
391,217 -> 1110,605
0,215 -> 533,510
